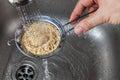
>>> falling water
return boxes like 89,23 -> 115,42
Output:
42,59 -> 54,80
16,0 -> 42,25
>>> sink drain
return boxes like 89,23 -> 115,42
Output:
12,61 -> 38,80
15,65 -> 35,80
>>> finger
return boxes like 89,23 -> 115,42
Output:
80,0 -> 94,7
88,4 -> 98,16
74,12 -> 104,34
88,4 -> 98,12
69,0 -> 85,22
69,0 -> 94,22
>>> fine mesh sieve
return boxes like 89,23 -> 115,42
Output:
15,16 -> 66,59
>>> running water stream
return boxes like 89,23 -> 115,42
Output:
16,0 -> 41,25
42,59 -> 54,80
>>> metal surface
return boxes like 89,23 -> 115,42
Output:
1,0 -> 120,80
8,0 -> 32,7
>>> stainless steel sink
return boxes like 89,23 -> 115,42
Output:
1,0 -> 120,80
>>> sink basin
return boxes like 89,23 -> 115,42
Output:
1,0 -> 120,80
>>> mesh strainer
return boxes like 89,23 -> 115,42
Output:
15,16 -> 66,59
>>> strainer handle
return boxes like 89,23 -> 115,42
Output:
63,10 -> 96,33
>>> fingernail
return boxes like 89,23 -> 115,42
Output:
74,25 -> 84,35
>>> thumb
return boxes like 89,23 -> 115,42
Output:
74,13 -> 104,35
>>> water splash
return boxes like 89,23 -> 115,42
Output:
42,59 -> 54,80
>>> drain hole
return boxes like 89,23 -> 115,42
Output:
15,65 -> 35,80
29,75 -> 34,78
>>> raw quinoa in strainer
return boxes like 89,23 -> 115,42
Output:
21,21 -> 61,56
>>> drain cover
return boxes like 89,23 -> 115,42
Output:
15,64 -> 35,80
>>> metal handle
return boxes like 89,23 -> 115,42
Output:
63,10 -> 96,33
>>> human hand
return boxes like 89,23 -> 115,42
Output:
70,0 -> 120,34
